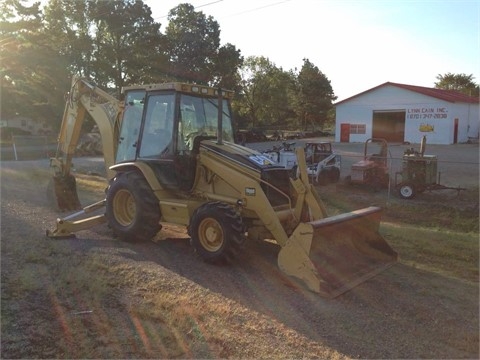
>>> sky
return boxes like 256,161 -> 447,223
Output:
143,0 -> 480,102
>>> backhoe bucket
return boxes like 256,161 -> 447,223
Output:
278,206 -> 397,298
50,174 -> 82,211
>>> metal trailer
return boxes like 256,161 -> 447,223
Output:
395,136 -> 466,199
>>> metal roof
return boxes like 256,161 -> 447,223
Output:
335,82 -> 479,105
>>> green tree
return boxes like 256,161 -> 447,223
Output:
89,0 -> 168,91
435,73 -> 479,97
212,42 -> 243,91
292,58 -> 337,131
235,56 -> 294,129
44,0 -> 168,95
43,0 -> 95,78
165,3 -> 219,83
0,0 -> 69,126
165,3 -> 243,87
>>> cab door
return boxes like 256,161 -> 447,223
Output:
116,90 -> 145,163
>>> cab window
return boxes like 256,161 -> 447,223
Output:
139,94 -> 175,158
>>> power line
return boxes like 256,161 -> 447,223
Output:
152,0 -> 224,20
219,0 -> 291,19
151,0 -> 292,21
192,0 -> 224,11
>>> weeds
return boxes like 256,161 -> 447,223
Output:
320,184 -> 479,233
382,223 -> 479,281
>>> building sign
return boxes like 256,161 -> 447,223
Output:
406,107 -> 448,120
419,123 -> 434,132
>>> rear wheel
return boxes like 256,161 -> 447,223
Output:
328,167 -> 341,184
317,170 -> 329,185
398,183 -> 416,199
106,171 -> 161,242
188,202 -> 245,262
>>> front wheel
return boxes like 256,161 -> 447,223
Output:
398,183 -> 416,199
106,171 -> 161,242
317,170 -> 329,186
328,167 -> 341,184
188,202 -> 245,262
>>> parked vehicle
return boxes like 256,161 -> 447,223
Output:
345,138 -> 390,190
46,77 -> 397,298
263,141 -> 341,185
304,141 -> 341,185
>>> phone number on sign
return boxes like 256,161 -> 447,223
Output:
408,113 -> 448,119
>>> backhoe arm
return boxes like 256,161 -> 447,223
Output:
50,77 -> 122,211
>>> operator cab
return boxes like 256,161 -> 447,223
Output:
116,83 -> 235,190
304,141 -> 333,164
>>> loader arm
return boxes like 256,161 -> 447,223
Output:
50,77 -> 122,211
196,145 -> 326,243
196,143 -> 396,297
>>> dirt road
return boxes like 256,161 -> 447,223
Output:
1,153 -> 478,359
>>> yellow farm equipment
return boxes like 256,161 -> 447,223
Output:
47,77 -> 397,297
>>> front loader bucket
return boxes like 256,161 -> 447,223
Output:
278,206 -> 397,298
48,174 -> 82,212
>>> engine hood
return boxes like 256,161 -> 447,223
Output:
199,140 -> 286,171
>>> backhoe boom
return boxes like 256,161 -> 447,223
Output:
50,77 -> 122,210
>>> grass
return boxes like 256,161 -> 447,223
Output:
381,223 -> 479,282
384,197 -> 479,233
321,184 -> 479,233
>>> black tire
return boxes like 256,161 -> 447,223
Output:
106,171 -> 161,242
398,183 -> 416,199
328,167 -> 341,184
317,170 -> 329,186
188,201 -> 245,262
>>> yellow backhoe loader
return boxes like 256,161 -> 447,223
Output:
47,77 -> 397,298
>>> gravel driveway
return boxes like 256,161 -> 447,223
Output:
1,140 -> 478,359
